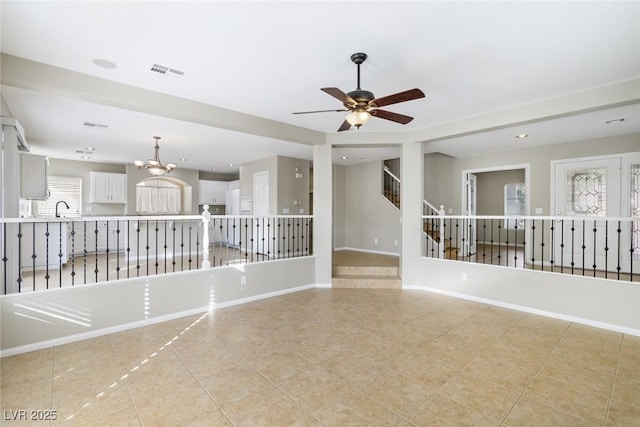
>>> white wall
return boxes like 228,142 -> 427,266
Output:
343,160 -> 401,254
414,258 -> 640,334
0,257 -> 315,355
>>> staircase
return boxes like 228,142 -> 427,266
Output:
332,250 -> 401,289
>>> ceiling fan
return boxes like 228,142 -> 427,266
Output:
293,52 -> 425,132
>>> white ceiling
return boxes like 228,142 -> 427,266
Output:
1,1 -> 639,173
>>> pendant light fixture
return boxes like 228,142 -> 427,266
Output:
134,136 -> 177,176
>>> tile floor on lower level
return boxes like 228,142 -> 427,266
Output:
1,288 -> 639,426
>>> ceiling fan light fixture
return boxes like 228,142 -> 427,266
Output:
346,110 -> 371,127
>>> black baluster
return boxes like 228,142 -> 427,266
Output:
188,222 -> 192,270
94,221 -> 99,283
531,219 -> 536,269
172,223 -> 176,272
155,220 -> 159,275
71,221 -> 76,286
196,220 -> 200,269
481,219 -> 486,264
550,219 -> 555,272
570,220 -> 575,275
45,222 -> 50,289
581,220 -> 586,276
164,221 -> 168,274
136,222 -> 141,277
604,221 -> 609,279
540,220 -> 545,271
617,221 -> 622,280
497,221 -> 502,266
180,222 -> 185,271
32,222 -> 36,291
146,220 -> 150,276
490,218 -> 494,265
83,221 -> 87,284
592,220 -> 597,277
126,220 -> 131,279
17,223 -> 23,293
3,223 -> 8,295
116,220 -> 120,281
105,221 -> 109,282
59,221 -> 63,287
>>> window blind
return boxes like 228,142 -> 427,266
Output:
36,176 -> 82,217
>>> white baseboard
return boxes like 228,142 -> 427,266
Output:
403,284 -> 640,337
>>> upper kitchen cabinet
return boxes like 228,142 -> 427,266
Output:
90,172 -> 126,203
21,153 -> 49,200
199,180 -> 226,205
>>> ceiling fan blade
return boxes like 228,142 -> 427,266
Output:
372,88 -> 425,108
371,109 -> 414,125
321,87 -> 356,105
337,120 -> 352,132
292,109 -> 348,115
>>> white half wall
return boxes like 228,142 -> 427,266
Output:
0,257 -> 315,356
415,258 -> 640,334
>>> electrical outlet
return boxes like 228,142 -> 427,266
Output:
394,240 -> 398,246
240,276 -> 246,285
374,238 -> 378,244
461,273 -> 467,281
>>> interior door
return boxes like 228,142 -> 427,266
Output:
466,173 -> 477,255
553,158 -> 621,272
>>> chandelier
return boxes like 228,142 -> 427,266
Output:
134,136 -> 177,176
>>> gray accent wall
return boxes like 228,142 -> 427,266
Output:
343,160 -> 401,254
239,155 -> 311,215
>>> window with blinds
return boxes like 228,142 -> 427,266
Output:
36,176 -> 82,217
504,182 -> 525,229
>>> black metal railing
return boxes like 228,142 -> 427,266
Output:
423,215 -> 638,282
1,213 -> 313,294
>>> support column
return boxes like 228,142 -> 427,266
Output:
1,119 -> 23,294
313,142 -> 332,286
401,141 -> 423,287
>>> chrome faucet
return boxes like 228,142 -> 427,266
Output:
55,200 -> 70,217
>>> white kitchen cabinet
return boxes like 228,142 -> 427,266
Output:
199,180 -> 226,204
21,153 -> 49,200
90,172 -> 126,203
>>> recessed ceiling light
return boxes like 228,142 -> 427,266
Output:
92,58 -> 117,69
211,168 -> 217,172
85,147 -> 96,151
81,156 -> 91,159
341,156 -> 349,160
515,134 -> 528,139
228,163 -> 234,167
179,158 -> 188,162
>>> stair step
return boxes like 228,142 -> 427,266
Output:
332,275 -> 402,289
333,265 -> 398,277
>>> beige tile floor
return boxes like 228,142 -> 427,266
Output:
2,288 -> 639,426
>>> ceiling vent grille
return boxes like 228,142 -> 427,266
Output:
150,63 -> 185,79
605,117 -> 626,124
83,121 -> 108,129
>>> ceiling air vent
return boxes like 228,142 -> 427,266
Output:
83,121 -> 108,129
150,63 -> 185,79
605,117 -> 626,124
